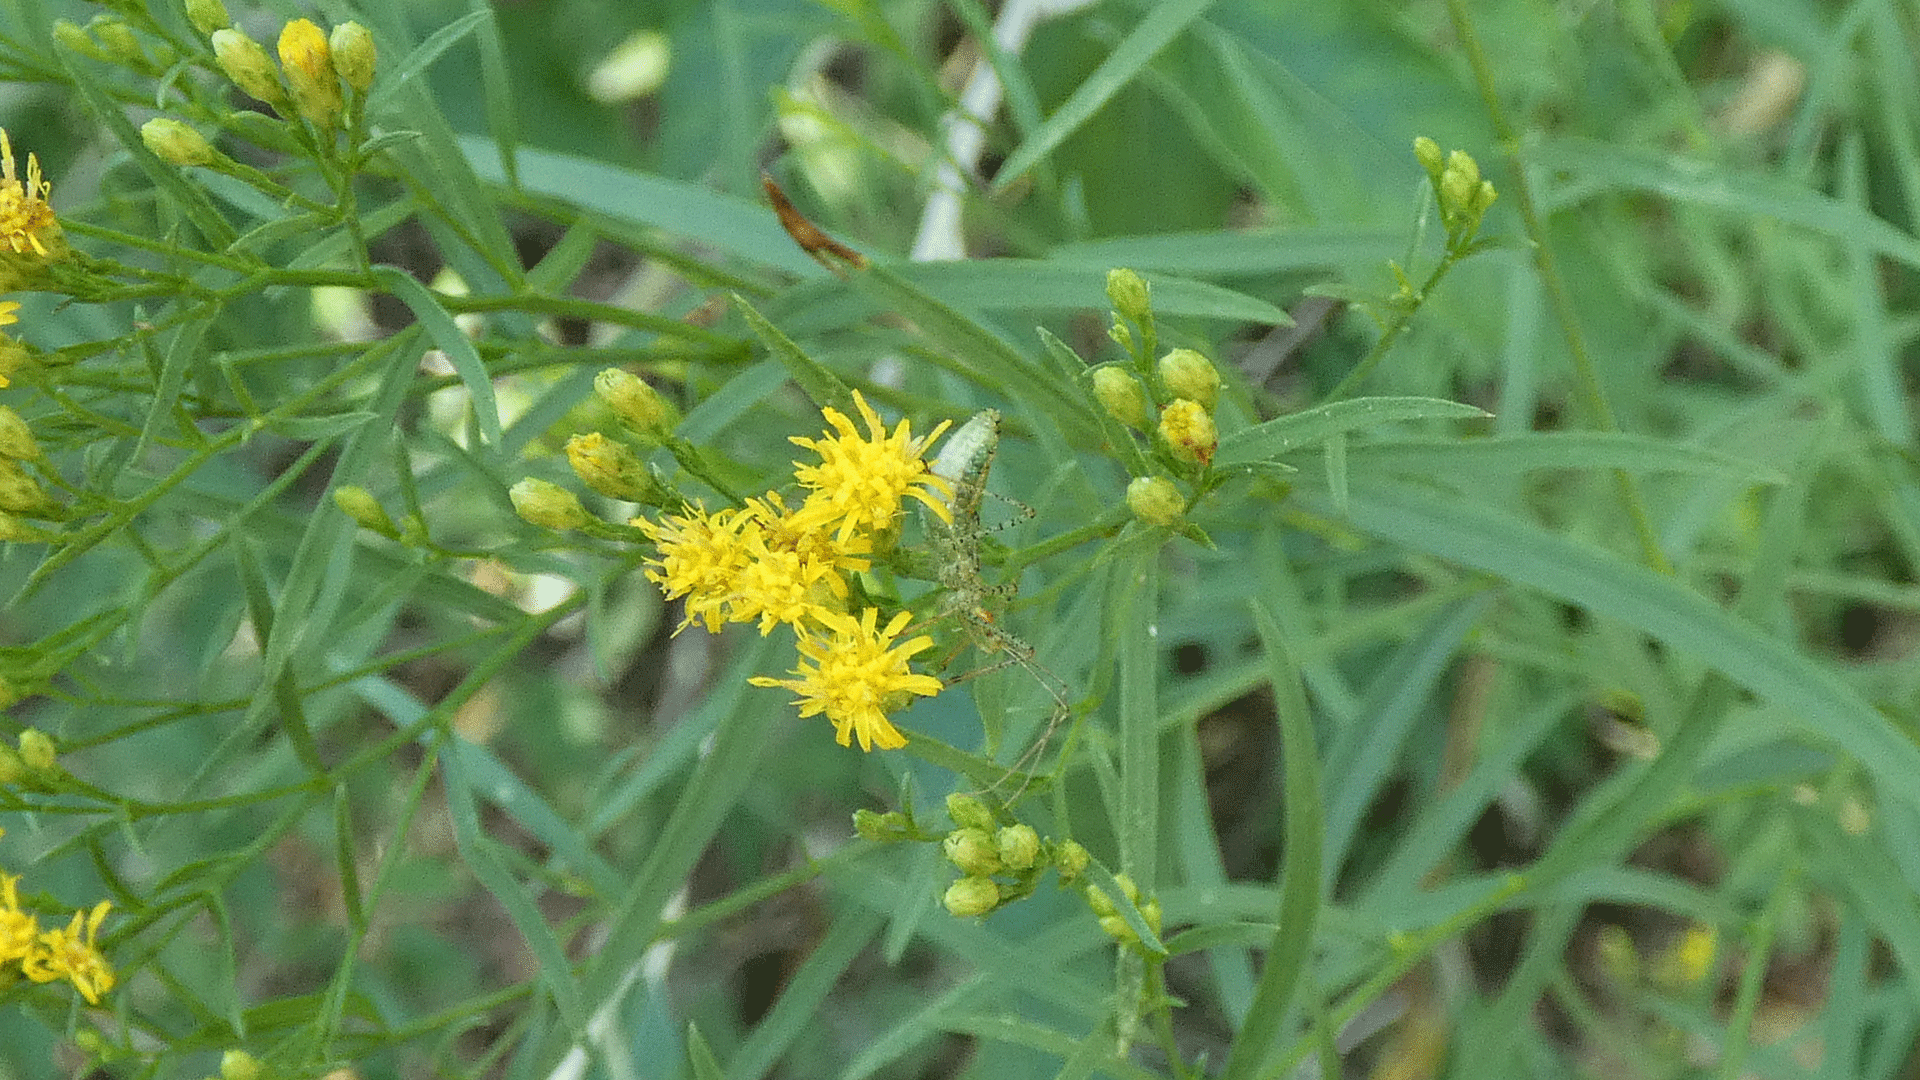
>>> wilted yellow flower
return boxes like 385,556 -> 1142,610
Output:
22,900 -> 114,1004
789,391 -> 952,539
749,607 -> 942,751
0,130 -> 59,257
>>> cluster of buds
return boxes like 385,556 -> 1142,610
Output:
0,727 -> 58,786
52,11 -> 183,79
202,9 -> 376,133
0,404 -> 56,533
1087,269 -> 1231,527
509,368 -> 682,534
1412,137 -> 1498,244
937,793 -> 1089,918
1084,872 -> 1162,950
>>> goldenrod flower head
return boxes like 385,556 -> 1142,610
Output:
728,494 -> 870,633
1091,366 -> 1148,428
1125,475 -> 1185,527
278,18 -> 342,129
636,502 -> 760,633
565,431 -> 651,502
22,900 -> 114,1004
594,367 -> 675,438
790,391 -> 953,538
210,28 -> 287,109
0,874 -> 39,964
329,21 -> 377,94
748,607 -> 941,751
1158,399 -> 1216,466
509,477 -> 592,532
943,875 -> 999,918
1156,347 -> 1220,411
0,130 -> 59,258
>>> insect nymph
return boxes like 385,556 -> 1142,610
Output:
923,411 -> 1072,795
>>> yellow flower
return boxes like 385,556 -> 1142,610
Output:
789,391 -> 952,539
1158,398 -> 1217,466
0,300 -> 18,388
750,607 -> 942,751
728,493 -> 871,634
0,130 -> 58,257
22,900 -> 114,1004
0,872 -> 40,965
635,501 -> 760,633
277,18 -> 342,129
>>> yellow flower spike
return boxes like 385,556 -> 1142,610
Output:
748,607 -> 942,751
789,391 -> 953,539
23,900 -> 114,1004
0,130 -> 60,258
278,19 -> 342,130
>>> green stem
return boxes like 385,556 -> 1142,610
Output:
1443,0 -> 1672,575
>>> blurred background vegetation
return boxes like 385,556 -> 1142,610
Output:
2,0 -> 1919,1078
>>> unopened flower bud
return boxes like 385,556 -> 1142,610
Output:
18,728 -> 55,771
942,827 -> 1003,876
279,19 -> 342,129
1106,267 -> 1151,324
1091,366 -> 1147,428
0,512 -> 45,542
1445,149 -> 1480,189
329,21 -> 376,93
1471,179 -> 1498,218
141,119 -> 218,167
1440,170 -> 1475,223
1412,135 -> 1444,176
220,1051 -> 263,1080
0,406 -> 38,460
1084,881 -> 1116,918
212,28 -> 286,108
185,0 -> 229,34
594,368 -> 675,438
86,16 -> 143,64
0,745 -> 23,785
852,808 -> 912,842
945,791 -> 994,832
1126,476 -> 1185,527
1157,348 -> 1220,411
332,485 -> 398,538
1107,317 -> 1134,354
996,824 -> 1040,871
53,20 -> 109,61
566,432 -> 651,502
1158,399 -> 1216,466
510,478 -> 592,531
0,459 -> 47,513
944,875 -> 1000,918
1054,840 -> 1089,883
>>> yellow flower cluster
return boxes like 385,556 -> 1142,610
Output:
637,392 -> 953,751
0,828 -> 116,1005
0,128 -> 59,385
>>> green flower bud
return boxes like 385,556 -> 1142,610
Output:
945,791 -> 995,832
1471,178 -> 1498,218
1157,347 -> 1220,411
1107,317 -> 1134,355
0,512 -> 46,543
141,119 -> 218,167
1053,839 -> 1089,883
279,18 -> 342,129
1106,267 -> 1151,325
211,28 -> 286,108
1091,366 -> 1148,428
566,432 -> 652,502
996,824 -> 1040,871
0,406 -> 38,460
1084,881 -> 1116,918
329,21 -> 376,94
1412,135 -> 1444,177
1445,149 -> 1480,189
943,875 -> 1000,918
53,20 -> 110,62
942,827 -> 1003,877
18,728 -> 55,771
87,16 -> 144,64
220,1051 -> 262,1080
852,808 -> 912,842
1125,476 -> 1185,527
332,485 -> 399,538
1158,399 -> 1217,466
185,0 -> 229,34
510,478 -> 593,531
0,745 -> 23,785
594,368 -> 676,438
1440,169 -> 1475,224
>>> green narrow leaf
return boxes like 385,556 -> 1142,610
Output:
733,293 -> 854,416
373,264 -> 504,450
1221,592 -> 1325,1080
1218,397 -> 1491,464
725,909 -> 885,1080
994,0 -> 1220,188
366,10 -> 492,113
439,733 -> 588,1036
687,1022 -> 724,1080
469,0 -> 521,188
1115,546 -> 1160,888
